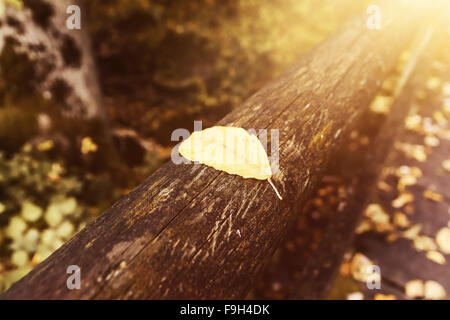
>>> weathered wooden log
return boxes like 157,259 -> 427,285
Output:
1,1 -> 426,299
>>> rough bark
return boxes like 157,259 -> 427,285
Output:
0,0 -> 104,119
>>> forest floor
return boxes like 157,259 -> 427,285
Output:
330,27 -> 450,300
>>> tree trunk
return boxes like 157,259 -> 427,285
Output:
0,0 -> 104,119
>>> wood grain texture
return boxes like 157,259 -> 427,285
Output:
1,1 -> 424,299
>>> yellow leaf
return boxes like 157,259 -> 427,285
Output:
392,192 -> 414,209
393,212 -> 410,228
395,143 -> 427,162
346,292 -> 364,300
424,281 -> 446,300
374,293 -> 396,300
423,190 -> 443,203
370,96 -> 393,114
11,250 -> 29,267
426,250 -> 446,265
424,135 -> 439,147
433,111 -> 447,126
427,77 -> 441,91
21,201 -> 43,222
436,227 -> 450,254
442,159 -> 450,172
443,82 -> 450,96
364,203 -> 393,233
350,253 -> 375,283
413,235 -> 437,252
6,216 -> 27,239
81,137 -> 98,154
396,166 -> 422,191
405,280 -> 424,299
402,224 -> 422,240
179,126 -> 282,199
37,140 -> 54,152
405,114 -> 422,132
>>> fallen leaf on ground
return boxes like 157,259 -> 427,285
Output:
424,135 -> 440,147
427,77 -> 441,91
393,212 -> 410,228
347,292 -> 364,300
374,293 -> 396,300
350,253 -> 376,283
365,204 -> 393,232
81,137 -> 98,154
405,280 -> 424,299
442,159 -> 450,172
426,250 -> 446,265
392,192 -> 414,209
370,96 -> 393,114
436,227 -> 450,254
402,224 -> 422,240
395,143 -> 427,162
413,235 -> 437,252
424,281 -> 446,300
423,190 -> 443,202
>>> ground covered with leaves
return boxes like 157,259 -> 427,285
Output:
329,32 -> 450,300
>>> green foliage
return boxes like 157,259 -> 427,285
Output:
0,133 -> 165,292
0,143 -> 126,292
